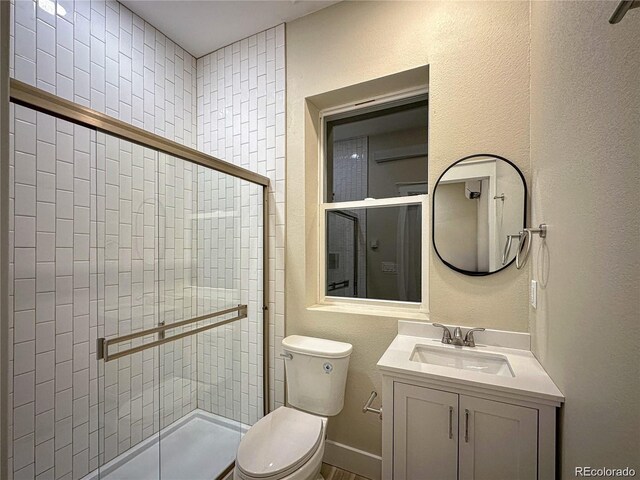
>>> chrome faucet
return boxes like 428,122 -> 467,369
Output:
433,324 -> 485,347
452,327 -> 465,346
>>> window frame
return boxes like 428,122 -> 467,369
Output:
317,88 -> 430,314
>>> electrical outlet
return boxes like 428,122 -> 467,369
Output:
530,280 -> 537,309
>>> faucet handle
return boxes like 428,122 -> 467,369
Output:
432,323 -> 452,344
463,328 -> 485,347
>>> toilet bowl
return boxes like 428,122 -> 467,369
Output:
234,335 -> 353,480
234,407 -> 327,480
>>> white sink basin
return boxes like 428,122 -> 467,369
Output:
410,344 -> 515,377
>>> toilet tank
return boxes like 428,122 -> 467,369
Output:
282,335 -> 353,416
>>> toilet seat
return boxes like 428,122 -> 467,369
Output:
236,407 -> 324,480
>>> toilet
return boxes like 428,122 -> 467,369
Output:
234,335 -> 353,480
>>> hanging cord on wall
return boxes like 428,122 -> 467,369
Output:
515,224 -> 548,269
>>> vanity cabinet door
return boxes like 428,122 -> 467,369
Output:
393,383 -> 458,480
458,396 -> 538,480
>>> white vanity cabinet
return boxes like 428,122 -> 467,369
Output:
377,322 -> 564,480
387,378 -> 551,480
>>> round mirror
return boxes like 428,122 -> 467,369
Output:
432,154 -> 526,276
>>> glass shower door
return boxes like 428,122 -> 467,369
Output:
155,152 -> 216,479
8,80 -> 267,480
94,140 -> 265,480
9,107 -> 103,479
155,162 -> 265,479
95,133 -> 162,480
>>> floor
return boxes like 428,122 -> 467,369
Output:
320,464 -> 371,480
83,410 -> 245,480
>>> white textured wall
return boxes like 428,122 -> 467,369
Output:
529,1 -> 640,475
9,0 -> 198,477
196,25 -> 285,413
286,0 -> 530,456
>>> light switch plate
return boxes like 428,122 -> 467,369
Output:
530,280 -> 537,309
381,262 -> 397,273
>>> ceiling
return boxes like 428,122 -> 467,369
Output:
120,0 -> 340,58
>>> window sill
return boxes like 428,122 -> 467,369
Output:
307,303 -> 430,321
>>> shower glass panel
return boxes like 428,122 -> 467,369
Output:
191,170 -> 265,475
95,132 -> 162,479
8,104 -> 265,480
9,106 -> 100,479
93,139 -> 264,479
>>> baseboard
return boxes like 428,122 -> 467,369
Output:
323,440 -> 382,480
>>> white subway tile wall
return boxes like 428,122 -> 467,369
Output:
97,138 -> 202,467
9,1 -> 204,479
154,151 -> 200,433
10,104 -> 107,480
195,170 -> 264,425
10,0 -> 197,145
9,1 -> 279,478
196,24 -> 285,413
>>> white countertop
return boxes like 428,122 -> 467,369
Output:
377,321 -> 564,406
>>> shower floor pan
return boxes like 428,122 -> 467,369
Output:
83,409 -> 248,480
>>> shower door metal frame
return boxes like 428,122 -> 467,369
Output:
7,78 -> 272,418
0,3 -> 10,479
10,79 -> 268,186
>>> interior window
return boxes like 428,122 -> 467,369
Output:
322,96 -> 428,303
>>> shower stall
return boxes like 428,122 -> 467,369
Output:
7,79 -> 269,479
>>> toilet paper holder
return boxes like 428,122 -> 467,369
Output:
362,391 -> 383,419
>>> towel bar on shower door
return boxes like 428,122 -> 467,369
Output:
96,305 -> 248,362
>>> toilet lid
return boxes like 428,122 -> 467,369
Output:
237,407 -> 323,479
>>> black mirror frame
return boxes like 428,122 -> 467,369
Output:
432,153 -> 527,276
